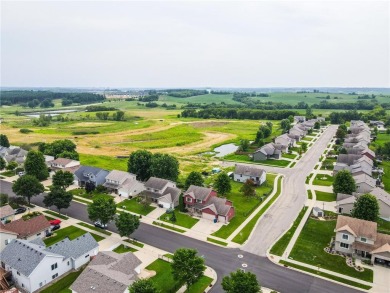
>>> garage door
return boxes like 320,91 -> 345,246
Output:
202,213 -> 216,221
158,200 -> 171,209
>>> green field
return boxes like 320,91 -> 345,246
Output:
224,153 -> 290,167
211,174 -> 276,239
289,218 -> 373,282
79,153 -> 128,171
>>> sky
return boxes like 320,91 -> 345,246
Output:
1,1 -> 389,88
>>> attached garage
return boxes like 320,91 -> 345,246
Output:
202,208 -> 217,221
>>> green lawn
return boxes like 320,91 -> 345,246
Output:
124,239 -> 144,248
0,170 -> 16,177
211,174 -> 276,239
232,176 -> 282,244
270,207 -> 308,256
76,222 -> 112,235
380,161 -> 390,193
44,225 -> 104,246
305,173 -> 313,184
161,209 -> 199,229
146,259 -> 213,293
280,260 -> 371,290
40,269 -> 84,293
79,153 -> 128,171
282,153 -> 297,159
289,218 -> 373,282
113,244 -> 137,253
223,153 -> 290,167
42,210 -> 69,220
307,190 -> 313,199
117,198 -> 156,215
153,221 -> 186,233
377,217 -> 390,235
315,190 -> 336,202
302,136 -> 315,142
312,174 -> 334,186
70,189 -> 113,201
207,237 -> 228,246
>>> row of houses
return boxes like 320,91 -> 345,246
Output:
253,118 -> 324,161
0,146 -> 54,167
335,120 -> 390,221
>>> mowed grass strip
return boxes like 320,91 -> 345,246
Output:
207,237 -> 228,246
42,210 -> 69,220
312,174 -> 334,186
44,225 -> 104,246
211,174 -> 276,239
76,222 -> 112,235
279,260 -> 371,290
232,176 -> 282,244
289,218 -> 373,282
224,154 -> 290,167
113,244 -> 137,253
315,190 -> 336,202
153,221 -> 186,233
270,206 -> 308,256
118,198 -> 156,216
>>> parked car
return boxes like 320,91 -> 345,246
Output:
94,221 -> 107,229
49,219 -> 61,226
46,231 -> 53,237
51,224 -> 61,231
18,171 -> 25,177
14,207 -> 27,215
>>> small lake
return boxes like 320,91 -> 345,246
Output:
213,143 -> 239,157
24,109 -> 80,118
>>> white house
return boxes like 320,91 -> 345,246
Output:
0,226 -> 18,252
233,164 -> 266,186
103,170 -> 145,198
0,233 -> 99,293
50,158 -> 80,171
142,177 -> 181,209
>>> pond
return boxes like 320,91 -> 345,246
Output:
24,109 -> 80,118
213,143 -> 239,157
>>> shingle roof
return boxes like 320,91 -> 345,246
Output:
0,204 -> 14,218
185,185 -> 213,201
335,215 -> 377,240
202,196 -> 232,216
234,164 -> 265,178
51,158 -> 77,166
0,239 -> 63,276
105,170 -> 135,183
70,251 -> 141,293
353,173 -> 376,189
3,215 -> 50,238
144,177 -> 172,190
45,233 -> 99,259
369,187 -> 390,207
74,166 -> 109,181
160,187 -> 181,203
337,154 -> 362,165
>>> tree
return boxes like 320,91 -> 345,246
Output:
0,134 -> 10,147
339,147 -> 348,154
129,279 -> 158,293
87,197 -> 116,226
314,121 -> 320,129
43,139 -> 78,159
351,194 -> 379,222
0,157 -> 7,170
178,194 -> 186,212
301,142 -> 308,153
113,111 -> 125,121
128,150 -> 153,181
222,269 -> 261,293
6,161 -> 18,171
171,248 -> 206,290
115,212 -> 140,238
52,170 -> 74,190
85,181 -> 96,193
170,211 -> 177,223
214,173 -> 231,196
333,170 -> 356,195
0,193 -> 9,206
259,125 -> 271,138
306,107 -> 313,119
57,150 -> 79,160
24,151 -> 49,180
336,128 -> 346,140
239,139 -> 250,152
280,119 -> 291,131
185,171 -> 204,189
255,130 -> 264,144
150,153 -> 179,181
240,179 -> 256,199
40,99 -> 54,108
43,187 -> 73,214
12,175 -> 44,205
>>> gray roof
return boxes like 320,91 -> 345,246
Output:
29,237 -> 46,246
70,251 -> 141,293
105,170 -> 135,183
337,154 -> 362,165
161,187 -> 181,203
144,177 -> 172,190
74,165 -> 109,181
313,207 -> 323,212
202,196 -> 232,216
185,185 -> 213,201
0,239 -> 63,277
368,187 -> 390,207
45,233 -> 99,259
234,164 -> 265,178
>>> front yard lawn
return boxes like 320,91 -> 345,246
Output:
377,217 -> 390,235
117,198 -> 156,216
40,269 -> 84,293
0,170 -> 16,177
161,209 -> 199,229
223,154 -> 290,167
70,189 -> 113,201
315,190 -> 336,202
282,153 -> 297,160
113,244 -> 137,253
312,174 -> 334,186
289,218 -> 373,282
212,174 -> 276,239
44,225 -> 104,246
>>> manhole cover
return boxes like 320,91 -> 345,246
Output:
238,254 -> 243,259
242,263 -> 248,268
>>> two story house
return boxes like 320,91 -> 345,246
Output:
253,143 -> 287,161
0,233 -> 99,293
184,185 -> 235,223
334,215 -> 390,265
103,170 -> 145,198
233,164 -> 266,186
275,133 -> 296,148
143,177 -> 181,209
50,158 -> 80,172
74,166 -> 109,188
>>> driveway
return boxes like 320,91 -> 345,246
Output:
241,125 -> 338,256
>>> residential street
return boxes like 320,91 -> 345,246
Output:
1,178 -> 358,293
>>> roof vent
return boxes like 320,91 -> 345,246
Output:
18,258 -> 21,261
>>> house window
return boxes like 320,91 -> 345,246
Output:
39,282 -> 43,287
361,237 -> 367,243
186,197 -> 192,203
4,239 -> 8,245
17,271 -> 20,276
85,254 -> 89,258
52,273 -> 58,280
196,199 -> 202,203
340,242 -> 349,249
67,261 -> 70,265
342,234 -> 349,240
240,174 -> 242,177
37,233 -> 41,236
51,263 -> 58,270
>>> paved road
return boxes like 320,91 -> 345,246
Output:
1,179 -> 358,293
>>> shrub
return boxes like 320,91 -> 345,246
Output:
20,128 -> 33,134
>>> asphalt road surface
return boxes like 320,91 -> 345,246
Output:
1,178 -> 358,293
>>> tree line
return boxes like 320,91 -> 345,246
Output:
181,108 -> 297,120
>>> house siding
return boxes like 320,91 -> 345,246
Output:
253,152 -> 267,161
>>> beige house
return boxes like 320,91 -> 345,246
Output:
0,205 -> 15,224
334,215 -> 390,265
